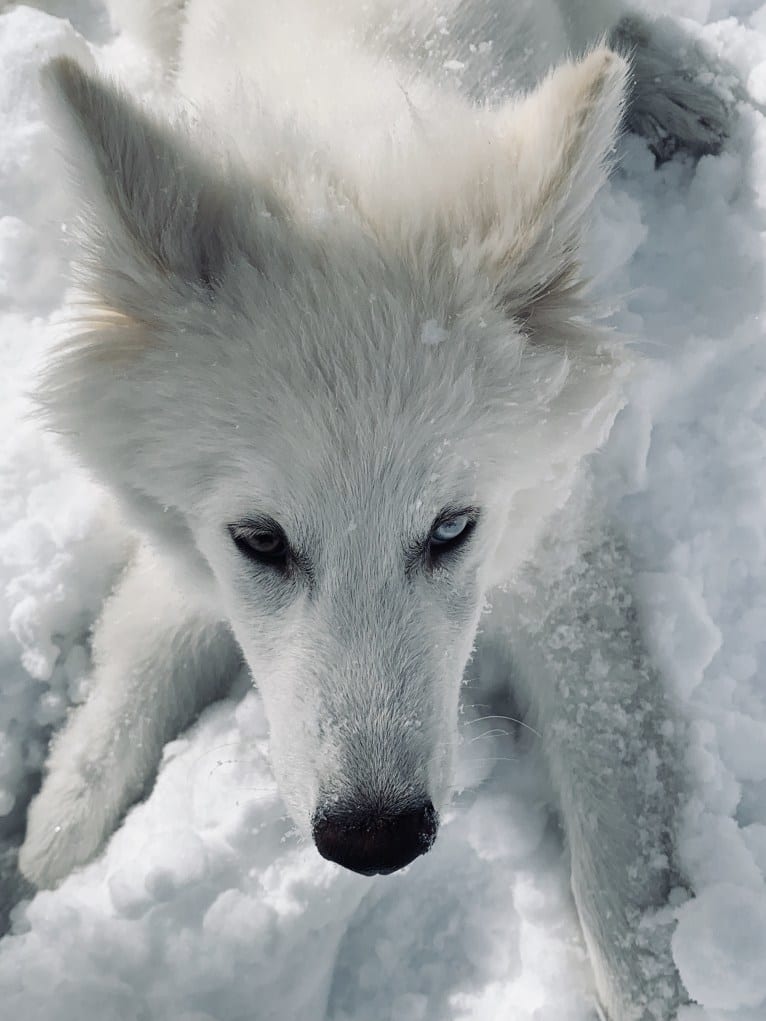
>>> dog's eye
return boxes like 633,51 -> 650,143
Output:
427,510 -> 477,561
431,514 -> 470,544
229,521 -> 289,568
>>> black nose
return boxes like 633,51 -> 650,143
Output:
312,801 -> 438,876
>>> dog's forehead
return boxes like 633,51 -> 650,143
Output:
197,272 -> 515,496
223,390 -> 491,527
169,251 -> 530,530
215,228 -> 517,407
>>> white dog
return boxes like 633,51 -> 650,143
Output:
19,2 -> 729,1017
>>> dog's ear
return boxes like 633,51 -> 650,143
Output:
42,57 -> 270,319
420,48 -> 626,338
490,47 -> 628,330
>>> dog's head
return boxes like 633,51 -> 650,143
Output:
38,50 -> 627,874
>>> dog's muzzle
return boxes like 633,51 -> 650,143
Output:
312,800 -> 438,876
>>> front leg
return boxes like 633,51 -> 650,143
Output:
490,528 -> 687,1020
18,544 -> 241,889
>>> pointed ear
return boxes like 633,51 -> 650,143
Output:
41,57 -> 269,319
469,47 -> 629,333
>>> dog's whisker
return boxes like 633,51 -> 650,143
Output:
464,714 -> 542,739
464,755 -> 518,765
468,728 -> 511,742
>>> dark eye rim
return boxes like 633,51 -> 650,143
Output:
425,507 -> 480,564
228,518 -> 290,569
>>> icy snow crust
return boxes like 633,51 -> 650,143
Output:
0,2 -> 765,1019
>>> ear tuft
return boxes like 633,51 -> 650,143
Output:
567,46 -> 628,105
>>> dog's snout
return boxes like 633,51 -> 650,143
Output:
312,800 -> 438,876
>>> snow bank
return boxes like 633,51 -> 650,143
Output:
0,1 -> 764,1019
0,7 -> 126,845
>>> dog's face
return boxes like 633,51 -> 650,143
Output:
194,391 -> 501,863
186,304 -> 515,845
40,50 -> 627,873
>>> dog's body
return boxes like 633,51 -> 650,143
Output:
17,1 -> 729,1017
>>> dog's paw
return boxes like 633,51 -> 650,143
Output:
612,15 -> 733,163
18,771 -> 111,889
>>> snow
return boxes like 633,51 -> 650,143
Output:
420,319 -> 450,346
673,883 -> 766,1010
0,1 -> 765,1019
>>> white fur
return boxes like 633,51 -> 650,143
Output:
18,2 -> 728,1017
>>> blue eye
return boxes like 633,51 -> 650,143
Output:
431,514 -> 470,544
426,511 -> 478,564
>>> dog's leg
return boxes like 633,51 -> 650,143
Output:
611,13 -> 732,162
490,528 -> 687,1020
18,544 -> 241,889
557,1 -> 732,161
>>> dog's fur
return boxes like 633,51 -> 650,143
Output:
17,2 -> 729,1017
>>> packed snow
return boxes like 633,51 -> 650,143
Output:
0,1 -> 765,1019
